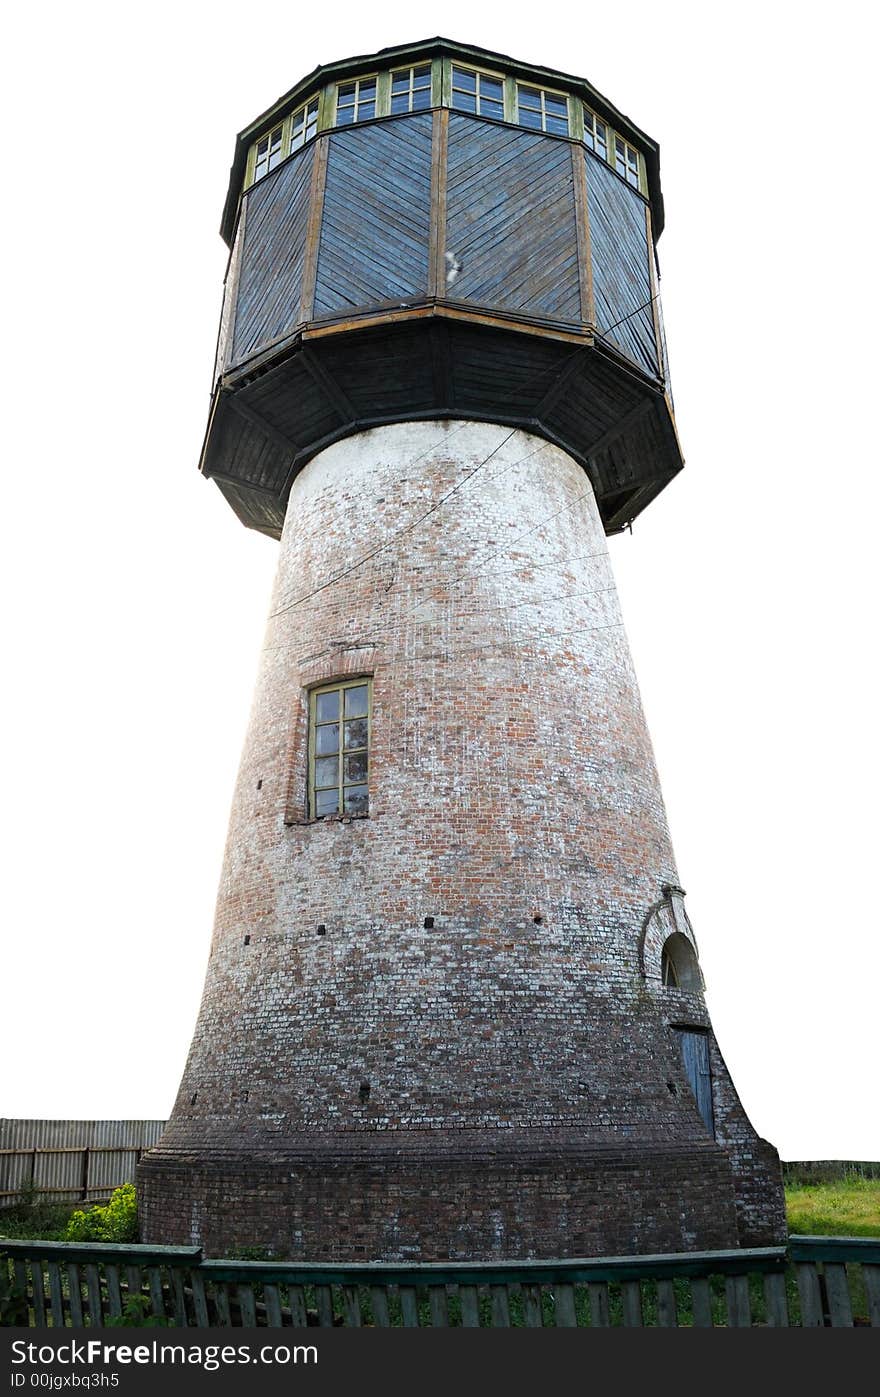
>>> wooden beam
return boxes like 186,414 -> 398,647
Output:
533,347 -> 589,418
645,203 -> 664,384
585,397 -> 654,463
215,197 -> 247,380
300,347 -> 357,424
428,108 -> 449,299
300,136 -> 329,322
570,145 -> 595,329
225,394 -> 299,456
302,302 -> 591,346
430,319 -> 454,409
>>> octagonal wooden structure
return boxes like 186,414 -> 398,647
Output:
202,38 -> 683,538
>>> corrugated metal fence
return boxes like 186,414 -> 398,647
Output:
0,1120 -> 166,1207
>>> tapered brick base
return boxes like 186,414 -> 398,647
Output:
142,423 -> 786,1258
138,1133 -> 767,1259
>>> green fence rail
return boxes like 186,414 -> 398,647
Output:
2,1237 -> 879,1328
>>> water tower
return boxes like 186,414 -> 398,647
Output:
139,37 -> 786,1259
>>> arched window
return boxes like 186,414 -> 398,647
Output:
661,933 -> 701,990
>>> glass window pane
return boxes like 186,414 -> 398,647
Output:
336,106 -> 354,125
482,98 -> 503,119
518,107 -> 542,130
344,684 -> 369,718
344,718 -> 368,751
547,114 -> 569,135
316,690 -> 340,722
315,755 -> 338,788
339,83 -> 356,99
315,788 -> 340,816
391,94 -> 409,114
481,78 -> 503,102
392,72 -> 410,92
519,86 -> 541,106
453,66 -> 477,92
546,94 -> 567,116
344,785 -> 369,814
413,65 -> 431,82
412,87 -> 431,110
452,91 -> 477,113
584,130 -> 595,150
344,752 -> 368,783
315,723 -> 339,755
358,101 -> 375,121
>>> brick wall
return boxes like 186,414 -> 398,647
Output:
140,420 -> 784,1257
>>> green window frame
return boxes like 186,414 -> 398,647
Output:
614,134 -> 642,189
450,63 -> 504,120
247,97 -> 321,189
253,123 -> 285,182
516,83 -> 569,136
582,105 -> 608,161
309,678 -> 371,818
334,75 -> 378,126
241,61 -> 646,203
390,63 -> 433,114
583,104 -> 644,193
290,95 -> 319,151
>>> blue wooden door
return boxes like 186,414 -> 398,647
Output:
676,1029 -> 715,1136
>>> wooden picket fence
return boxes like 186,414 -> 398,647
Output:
2,1237 -> 878,1328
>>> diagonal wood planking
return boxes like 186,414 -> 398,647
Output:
313,116 -> 434,317
445,115 -> 582,323
584,152 -> 658,378
232,145 -> 315,363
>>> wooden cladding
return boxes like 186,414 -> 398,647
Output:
221,113 -> 655,382
313,115 -> 433,318
233,147 -> 314,363
444,116 -> 581,323
204,111 -> 680,540
585,150 -> 658,377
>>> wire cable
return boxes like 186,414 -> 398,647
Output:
265,290 -> 664,620
270,426 -> 518,619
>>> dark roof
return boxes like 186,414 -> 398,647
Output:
219,36 -> 665,246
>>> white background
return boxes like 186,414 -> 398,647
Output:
1,1 -> 877,1161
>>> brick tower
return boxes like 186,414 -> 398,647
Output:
139,38 -> 786,1259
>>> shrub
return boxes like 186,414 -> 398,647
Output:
104,1294 -> 170,1327
65,1183 -> 138,1243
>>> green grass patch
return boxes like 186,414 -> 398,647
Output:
0,1201 -> 78,1241
785,1176 -> 880,1237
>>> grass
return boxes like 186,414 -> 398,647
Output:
785,1175 -> 880,1238
0,1201 -> 78,1241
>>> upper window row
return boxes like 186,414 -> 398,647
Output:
246,61 -> 645,193
252,97 -> 319,181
